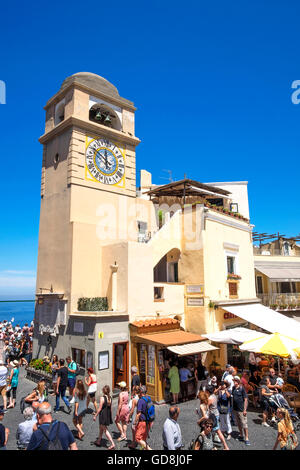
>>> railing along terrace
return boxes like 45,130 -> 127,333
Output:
253,247 -> 300,257
258,293 -> 300,309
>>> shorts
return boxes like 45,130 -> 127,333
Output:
261,398 -> 271,412
212,414 -> 220,432
68,378 -> 76,389
233,410 -> 248,430
6,386 -> 17,399
135,421 -> 148,442
0,386 -> 6,397
89,392 -> 96,398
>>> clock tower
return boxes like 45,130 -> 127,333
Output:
35,74 -> 140,366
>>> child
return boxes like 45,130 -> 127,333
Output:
276,373 -> 284,389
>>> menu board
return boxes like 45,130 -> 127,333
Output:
98,351 -> 109,370
140,344 -> 146,374
147,345 -> 155,385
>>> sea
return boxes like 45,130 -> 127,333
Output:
0,296 -> 35,327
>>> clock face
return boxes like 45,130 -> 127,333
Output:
85,138 -> 125,185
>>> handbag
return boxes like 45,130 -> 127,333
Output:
286,431 -> 298,450
218,404 -> 228,414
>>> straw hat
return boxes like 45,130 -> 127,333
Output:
11,360 -> 19,367
117,381 -> 127,388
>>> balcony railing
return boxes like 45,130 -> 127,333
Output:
254,247 -> 300,257
257,293 -> 300,309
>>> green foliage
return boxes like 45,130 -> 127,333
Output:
29,359 -> 51,373
78,297 -> 108,311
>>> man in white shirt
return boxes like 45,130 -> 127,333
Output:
221,364 -> 232,381
162,406 -> 183,450
0,360 -> 8,412
225,367 -> 235,393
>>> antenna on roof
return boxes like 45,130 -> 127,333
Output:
159,169 -> 173,183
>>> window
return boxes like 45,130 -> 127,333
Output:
154,286 -> 164,300
137,221 -> 148,242
167,262 -> 178,282
227,256 -> 236,274
256,276 -> 263,294
54,99 -> 65,125
71,348 -> 85,367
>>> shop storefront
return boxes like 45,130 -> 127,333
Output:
130,319 -> 218,403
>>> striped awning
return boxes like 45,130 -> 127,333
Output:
167,341 -> 218,356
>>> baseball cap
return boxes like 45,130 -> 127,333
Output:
233,376 -> 241,382
226,364 -> 231,368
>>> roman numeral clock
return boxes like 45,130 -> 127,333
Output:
85,136 -> 125,187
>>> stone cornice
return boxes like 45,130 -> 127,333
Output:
204,211 -> 251,233
39,116 -> 141,147
44,82 -> 136,111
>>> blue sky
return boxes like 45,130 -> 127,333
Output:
0,1 -> 300,297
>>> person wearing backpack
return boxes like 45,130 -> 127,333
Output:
133,385 -> 153,450
66,356 -> 78,404
192,418 -> 217,450
273,407 -> 299,450
27,402 -> 78,450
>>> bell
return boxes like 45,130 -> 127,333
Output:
95,110 -> 102,121
104,114 -> 111,125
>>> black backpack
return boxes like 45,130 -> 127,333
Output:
188,434 -> 204,450
39,421 -> 63,450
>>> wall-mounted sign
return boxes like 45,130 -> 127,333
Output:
186,285 -> 204,294
98,351 -> 109,370
187,297 -> 204,306
230,203 -> 239,213
224,312 -> 237,320
98,332 -> 104,339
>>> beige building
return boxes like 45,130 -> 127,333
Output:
254,236 -> 300,320
34,72 -> 275,402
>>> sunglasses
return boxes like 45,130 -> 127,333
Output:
205,424 -> 213,428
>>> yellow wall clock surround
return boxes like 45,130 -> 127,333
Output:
85,135 -> 125,187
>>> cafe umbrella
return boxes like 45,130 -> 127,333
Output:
239,332 -> 300,369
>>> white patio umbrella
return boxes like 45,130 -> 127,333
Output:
203,327 -> 269,345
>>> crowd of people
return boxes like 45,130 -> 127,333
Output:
163,355 -> 299,451
0,320 -> 33,367
0,341 -> 300,450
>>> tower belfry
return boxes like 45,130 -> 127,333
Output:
35,73 -> 140,386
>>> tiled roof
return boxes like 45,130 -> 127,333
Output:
131,318 -> 179,328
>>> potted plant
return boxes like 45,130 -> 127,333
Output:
227,273 -> 242,280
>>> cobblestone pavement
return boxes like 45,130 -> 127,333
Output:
2,368 -> 300,451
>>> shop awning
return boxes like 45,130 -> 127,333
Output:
167,341 -> 218,356
134,330 -> 205,347
222,303 -> 300,340
256,266 -> 300,282
203,327 -> 269,345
